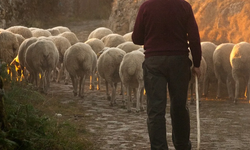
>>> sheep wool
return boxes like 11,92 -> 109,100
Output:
32,29 -> 52,37
85,38 -> 105,54
230,42 -> 250,103
119,50 -> 145,112
49,36 -> 71,83
64,42 -> 97,98
123,32 -> 133,42
6,26 -> 33,39
18,37 -> 38,81
52,26 -> 71,33
213,43 -> 235,100
97,47 -> 126,106
101,33 -> 126,48
0,30 -> 19,64
88,27 -> 113,40
201,41 -> 217,97
117,41 -> 141,53
47,28 -> 60,36
59,31 -> 79,45
25,39 -> 59,94
14,34 -> 25,46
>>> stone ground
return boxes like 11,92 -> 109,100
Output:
47,20 -> 250,150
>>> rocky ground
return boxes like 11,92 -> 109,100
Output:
46,20 -> 250,150
49,78 -> 250,150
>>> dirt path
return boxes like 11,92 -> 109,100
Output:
49,80 -> 250,150
47,20 -> 250,150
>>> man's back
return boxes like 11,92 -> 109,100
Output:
132,0 -> 201,66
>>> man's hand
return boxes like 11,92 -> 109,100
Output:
192,67 -> 201,78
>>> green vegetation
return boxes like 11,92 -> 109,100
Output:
0,66 -> 96,150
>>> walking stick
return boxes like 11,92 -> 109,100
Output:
195,75 -> 200,150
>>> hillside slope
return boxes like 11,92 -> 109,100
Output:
108,0 -> 250,44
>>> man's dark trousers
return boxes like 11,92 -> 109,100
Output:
143,55 -> 192,150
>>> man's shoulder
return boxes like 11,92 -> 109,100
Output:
142,0 -> 191,5
141,0 -> 191,9
179,0 -> 192,6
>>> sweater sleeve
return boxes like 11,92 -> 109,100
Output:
132,4 -> 146,45
186,5 -> 202,67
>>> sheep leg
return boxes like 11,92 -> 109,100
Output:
226,74 -> 234,101
44,70 -> 51,94
232,68 -> 243,104
90,72 -> 95,90
127,86 -> 132,112
34,72 -> 39,88
234,79 -> 240,104
56,63 -> 63,83
51,68 -> 57,82
64,70 -> 70,85
120,83 -> 123,95
37,66 -> 44,91
79,76 -> 84,98
70,74 -> 77,96
105,80 -> 111,101
137,81 -> 144,112
133,88 -> 137,107
247,76 -> 250,101
29,71 -> 35,85
121,82 -> 125,107
203,76 -> 209,97
110,82 -> 118,106
216,78 -> 222,99
96,73 -> 101,90
41,71 -> 46,93
113,82 -> 118,105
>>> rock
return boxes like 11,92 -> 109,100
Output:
108,0 -> 250,44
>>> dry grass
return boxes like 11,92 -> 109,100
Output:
1,76 -> 98,150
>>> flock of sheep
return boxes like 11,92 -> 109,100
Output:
0,25 -> 145,112
0,25 -> 249,113
192,41 -> 250,104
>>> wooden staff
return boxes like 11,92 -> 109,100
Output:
195,75 -> 201,150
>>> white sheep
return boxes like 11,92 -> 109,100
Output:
117,41 -> 141,53
59,31 -> 79,45
14,34 -> 25,46
201,41 -> 217,97
97,47 -> 126,106
230,42 -> 250,103
0,30 -> 19,64
6,26 -> 33,39
101,33 -> 126,47
25,39 -> 59,94
84,38 -> 106,89
137,47 -> 145,53
213,43 -> 235,100
47,28 -> 60,36
52,26 -> 71,33
123,32 -> 133,42
48,36 -> 71,83
29,27 -> 40,31
18,37 -> 38,81
119,50 -> 145,112
63,42 -> 97,98
84,38 -> 105,54
88,27 -> 113,40
31,28 -> 52,37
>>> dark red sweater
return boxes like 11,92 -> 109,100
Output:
132,0 -> 201,67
